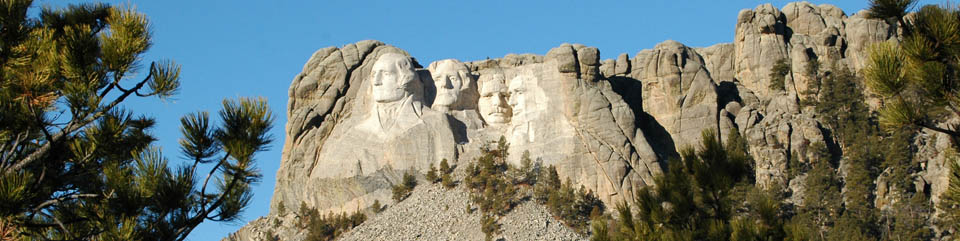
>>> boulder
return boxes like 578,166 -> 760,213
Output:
734,4 -> 790,99
631,40 -> 720,150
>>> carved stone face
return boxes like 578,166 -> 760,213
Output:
478,73 -> 511,124
431,60 -> 468,110
371,54 -> 415,103
507,75 -> 529,118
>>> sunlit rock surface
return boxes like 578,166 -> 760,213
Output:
228,3 -> 955,240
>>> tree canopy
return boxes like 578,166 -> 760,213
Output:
0,1 -> 273,240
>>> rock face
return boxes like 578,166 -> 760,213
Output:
274,41 -> 663,217
630,40 -> 720,150
230,2 -> 957,240
734,3 -> 790,99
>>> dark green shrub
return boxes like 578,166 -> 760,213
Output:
391,171 -> 417,202
303,208 -> 367,241
769,58 -> 790,92
426,163 -> 440,183
481,213 -> 500,241
371,199 -> 382,214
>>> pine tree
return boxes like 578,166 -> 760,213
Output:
801,58 -> 822,106
440,158 -> 451,174
480,213 -> 500,241
864,0 -> 960,138
769,58 -> 791,92
939,150 -> 960,234
439,158 -> 454,188
391,171 -> 417,202
793,142 -> 842,241
0,2 -> 274,240
371,199 -> 382,214
426,163 -> 439,183
609,129 -> 755,240
519,150 -> 536,185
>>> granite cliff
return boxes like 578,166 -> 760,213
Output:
228,2 -> 956,240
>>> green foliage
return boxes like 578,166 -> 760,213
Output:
534,164 -> 561,203
465,139 -> 518,217
481,213 -> 500,241
426,163 -> 439,183
371,199 -> 382,214
791,142 -> 842,240
530,161 -> 606,234
866,0 -> 916,20
769,58 -> 791,92
865,1 -> 960,138
884,193 -> 934,240
463,137 -> 604,236
816,65 -> 875,144
301,205 -> 366,241
590,215 -> 611,241
0,2 -> 274,240
939,150 -> 960,235
439,158 -> 455,188
801,58 -> 822,106
391,171 -> 417,202
882,129 -> 917,193
600,129 -> 762,241
264,230 -> 279,241
530,161 -> 605,233
807,60 -> 899,240
440,158 -> 452,174
441,173 -> 455,189
514,150 -> 537,185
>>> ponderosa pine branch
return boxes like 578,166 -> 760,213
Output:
916,121 -> 960,137
2,64 -> 155,176
174,156 -> 244,241
31,193 -> 99,212
0,132 -> 27,170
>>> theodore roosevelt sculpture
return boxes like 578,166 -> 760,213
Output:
477,69 -> 512,126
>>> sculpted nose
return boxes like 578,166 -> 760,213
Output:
444,78 -> 453,88
494,94 -> 506,106
373,74 -> 382,86
438,77 -> 452,89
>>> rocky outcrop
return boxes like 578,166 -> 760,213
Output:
275,42 -> 441,216
734,3 -> 790,99
230,2 -> 960,240
275,40 -> 665,219
630,40 -> 721,150
697,43 -> 736,82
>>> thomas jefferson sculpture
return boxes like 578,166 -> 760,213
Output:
428,59 -> 483,131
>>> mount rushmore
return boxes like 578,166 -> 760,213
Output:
230,2 -> 958,240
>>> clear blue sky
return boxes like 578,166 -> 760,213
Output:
38,0 -> 936,240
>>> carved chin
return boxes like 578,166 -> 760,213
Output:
433,95 -> 457,106
484,113 -> 511,124
374,90 -> 405,103
374,96 -> 402,103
